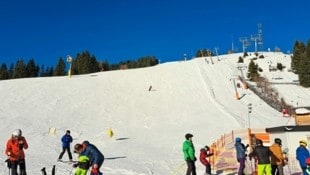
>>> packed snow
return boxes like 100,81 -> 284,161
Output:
0,52 -> 308,175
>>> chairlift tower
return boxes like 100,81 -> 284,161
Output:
251,34 -> 260,52
257,23 -> 263,52
239,37 -> 251,53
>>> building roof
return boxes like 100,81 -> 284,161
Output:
266,125 -> 310,133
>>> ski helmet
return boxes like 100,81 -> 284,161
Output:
300,140 -> 307,147
12,129 -> 22,137
235,137 -> 241,142
274,138 -> 282,145
74,144 -> 83,153
256,139 -> 263,145
205,145 -> 210,151
185,133 -> 193,140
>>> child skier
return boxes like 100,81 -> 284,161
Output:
200,145 -> 214,175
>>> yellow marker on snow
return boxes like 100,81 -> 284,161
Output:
107,128 -> 114,138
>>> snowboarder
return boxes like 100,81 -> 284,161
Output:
296,140 -> 310,175
58,130 -> 73,162
234,137 -> 249,175
199,145 -> 214,175
249,139 -> 272,175
269,138 -> 285,175
73,141 -> 104,175
183,133 -> 197,175
5,129 -> 29,175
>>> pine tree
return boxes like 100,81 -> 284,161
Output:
26,59 -> 39,77
54,57 -> 66,76
291,41 -> 305,74
12,59 -> 27,79
0,63 -> 9,80
299,40 -> 310,87
247,60 -> 259,81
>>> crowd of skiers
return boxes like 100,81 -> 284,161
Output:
182,132 -> 310,175
4,129 -> 104,175
235,137 -> 310,175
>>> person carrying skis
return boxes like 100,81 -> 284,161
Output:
234,137 -> 249,175
58,130 -> 73,162
269,138 -> 285,175
182,133 -> 197,175
5,129 -> 28,175
199,145 -> 214,175
73,141 -> 104,175
296,140 -> 310,175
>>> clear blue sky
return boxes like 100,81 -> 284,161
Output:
0,0 -> 309,67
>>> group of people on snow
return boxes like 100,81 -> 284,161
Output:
182,133 -> 214,175
235,137 -> 310,175
4,129 -> 104,175
182,132 -> 310,175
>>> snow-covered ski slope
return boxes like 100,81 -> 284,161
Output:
0,52 -> 306,175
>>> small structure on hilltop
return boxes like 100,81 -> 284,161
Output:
294,108 -> 310,125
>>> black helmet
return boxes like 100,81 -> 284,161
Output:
185,133 -> 193,140
204,145 -> 210,151
275,138 -> 282,145
256,139 -> 263,145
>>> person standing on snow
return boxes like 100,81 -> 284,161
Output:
249,139 -> 272,175
234,137 -> 249,175
5,129 -> 28,175
296,140 -> 310,175
183,133 -> 197,175
269,138 -> 285,175
199,145 -> 214,175
73,141 -> 104,175
58,130 -> 73,162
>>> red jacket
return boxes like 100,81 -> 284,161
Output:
200,148 -> 213,165
5,136 -> 28,161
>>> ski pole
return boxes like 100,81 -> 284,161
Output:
41,167 -> 47,175
52,165 -> 55,175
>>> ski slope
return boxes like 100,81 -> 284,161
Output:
0,52 -> 303,175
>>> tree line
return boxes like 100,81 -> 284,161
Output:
0,50 -> 159,80
291,40 -> 310,87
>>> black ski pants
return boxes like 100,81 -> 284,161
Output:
10,159 -> 27,175
58,146 -> 72,160
186,160 -> 196,175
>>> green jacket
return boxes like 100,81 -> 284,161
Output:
183,139 -> 195,161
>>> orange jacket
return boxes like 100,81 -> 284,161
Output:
269,143 -> 284,165
5,136 -> 28,161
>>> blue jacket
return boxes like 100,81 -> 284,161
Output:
296,145 -> 310,168
61,134 -> 73,148
235,142 -> 247,159
82,141 -> 104,167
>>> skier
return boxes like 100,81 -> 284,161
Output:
269,138 -> 285,175
296,140 -> 310,175
5,129 -> 29,175
58,130 -> 73,162
199,145 -> 214,175
249,139 -> 272,175
234,137 -> 249,175
182,133 -> 197,175
73,141 -> 104,175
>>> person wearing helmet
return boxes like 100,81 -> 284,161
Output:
199,145 -> 214,175
58,130 -> 73,162
296,140 -> 310,175
249,139 -> 272,175
73,141 -> 104,175
269,138 -> 285,175
182,133 -> 196,175
5,129 -> 28,175
234,137 -> 249,175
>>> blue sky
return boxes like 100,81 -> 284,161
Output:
0,0 -> 309,67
